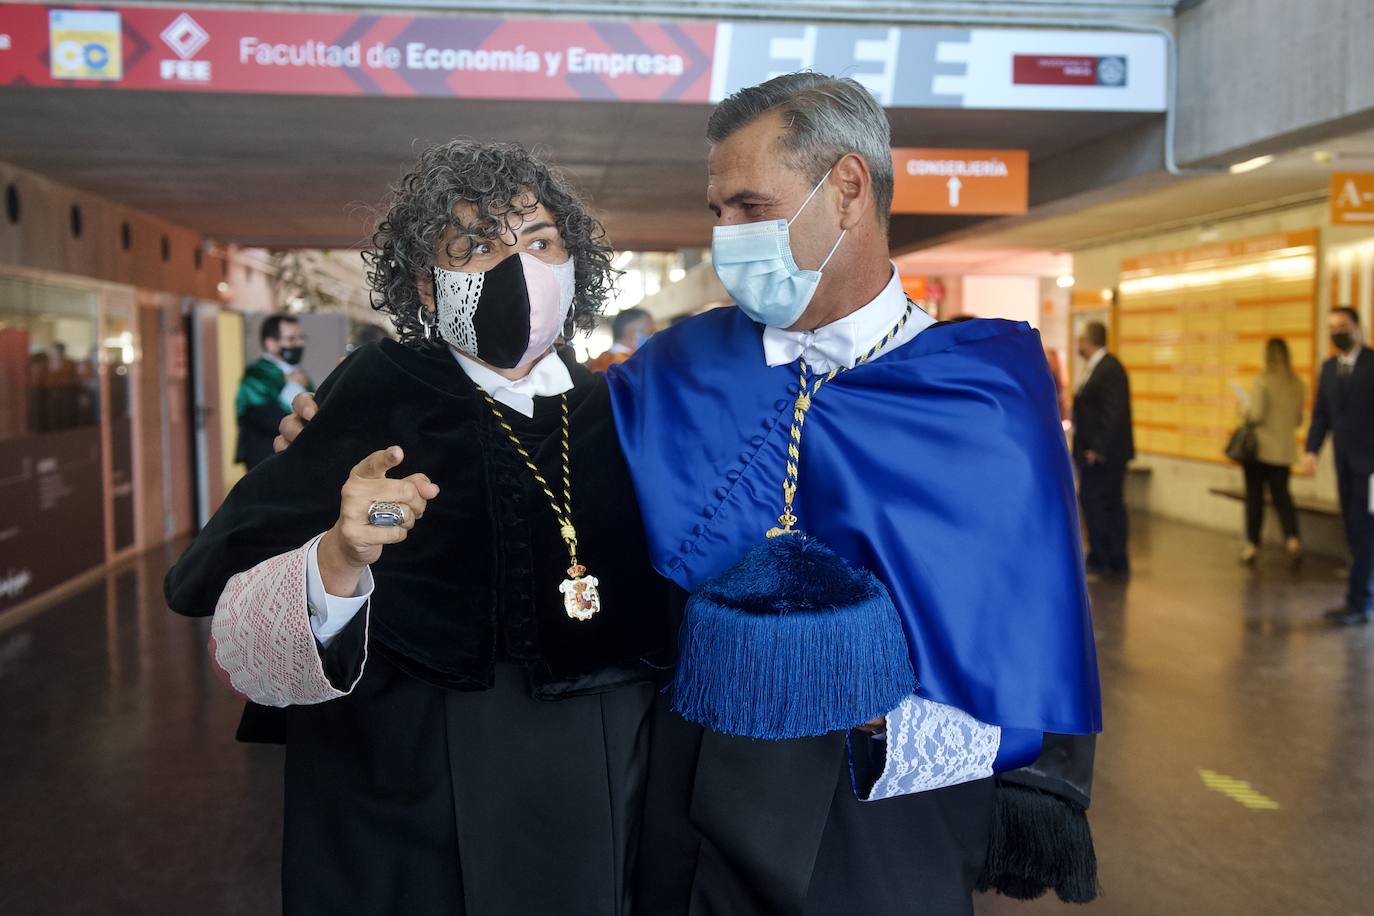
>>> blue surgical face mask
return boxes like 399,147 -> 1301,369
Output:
711,170 -> 847,328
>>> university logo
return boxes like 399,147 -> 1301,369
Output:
161,13 -> 209,60
159,13 -> 212,82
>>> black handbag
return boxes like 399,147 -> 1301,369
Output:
1225,422 -> 1258,463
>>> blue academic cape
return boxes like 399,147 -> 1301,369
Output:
606,307 -> 1101,768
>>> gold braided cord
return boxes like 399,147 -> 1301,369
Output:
767,301 -> 916,538
480,390 -> 581,568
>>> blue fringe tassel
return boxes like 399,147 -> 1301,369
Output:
672,536 -> 918,740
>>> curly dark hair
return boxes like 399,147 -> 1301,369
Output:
363,139 -> 617,347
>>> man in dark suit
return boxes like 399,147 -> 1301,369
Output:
1073,320 -> 1135,578
1303,306 -> 1374,625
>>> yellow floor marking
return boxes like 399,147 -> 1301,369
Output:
1198,769 -> 1281,810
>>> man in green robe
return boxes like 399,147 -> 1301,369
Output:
235,314 -> 312,469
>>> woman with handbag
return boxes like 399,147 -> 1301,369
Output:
1238,337 -> 1306,566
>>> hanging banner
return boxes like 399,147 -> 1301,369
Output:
0,5 -> 717,101
711,23 -> 1166,111
0,4 -> 1168,111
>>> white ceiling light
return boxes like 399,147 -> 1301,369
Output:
1056,275 -> 1075,288
1228,155 -> 1275,175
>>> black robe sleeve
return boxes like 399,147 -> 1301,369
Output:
165,344 -> 399,618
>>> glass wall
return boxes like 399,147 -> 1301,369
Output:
0,277 -> 100,438
0,275 -> 110,613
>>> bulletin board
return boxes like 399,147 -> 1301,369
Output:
1116,230 -> 1318,463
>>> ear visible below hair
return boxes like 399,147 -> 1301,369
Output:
834,152 -> 872,230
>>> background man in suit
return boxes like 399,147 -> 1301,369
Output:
1073,320 -> 1135,578
1302,306 -> 1374,625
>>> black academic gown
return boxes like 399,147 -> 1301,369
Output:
166,340 -> 671,915
634,588 -> 996,916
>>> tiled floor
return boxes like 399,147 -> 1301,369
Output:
2,517 -> 1371,915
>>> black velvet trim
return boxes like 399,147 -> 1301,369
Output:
482,402 -> 540,663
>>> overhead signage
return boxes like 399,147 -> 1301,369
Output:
0,5 -> 1168,111
1013,55 -> 1126,87
1331,173 -> 1374,226
1,5 -> 715,101
890,148 -> 1029,215
1121,230 -> 1320,273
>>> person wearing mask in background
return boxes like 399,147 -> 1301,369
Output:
1302,306 -> 1374,625
236,314 -> 312,469
1239,338 -> 1305,567
587,306 -> 655,373
1073,320 -> 1135,579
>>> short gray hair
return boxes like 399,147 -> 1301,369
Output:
706,72 -> 894,227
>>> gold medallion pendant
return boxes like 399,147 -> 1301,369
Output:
482,390 -> 601,623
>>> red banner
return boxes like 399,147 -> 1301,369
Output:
0,4 -> 716,102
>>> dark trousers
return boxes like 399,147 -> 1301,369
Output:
1078,460 -> 1129,573
1242,461 -> 1299,545
1335,450 -> 1374,613
635,700 -> 992,916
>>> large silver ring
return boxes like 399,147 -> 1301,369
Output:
367,501 -> 405,527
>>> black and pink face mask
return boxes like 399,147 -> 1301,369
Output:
432,252 -> 576,369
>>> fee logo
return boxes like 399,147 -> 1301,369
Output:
159,13 -> 211,82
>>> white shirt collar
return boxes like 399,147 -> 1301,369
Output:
449,347 -> 574,418
1338,344 -> 1363,367
761,263 -> 935,373
608,342 -> 635,356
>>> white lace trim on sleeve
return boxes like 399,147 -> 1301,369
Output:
209,541 -> 368,707
862,693 -> 1001,801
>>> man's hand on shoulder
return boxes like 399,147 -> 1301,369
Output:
274,392 -> 318,454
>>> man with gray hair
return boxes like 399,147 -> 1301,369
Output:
609,72 -> 1102,914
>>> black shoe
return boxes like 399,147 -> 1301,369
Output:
1323,607 -> 1372,626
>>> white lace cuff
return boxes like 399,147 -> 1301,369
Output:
861,693 -> 1001,801
209,541 -> 369,707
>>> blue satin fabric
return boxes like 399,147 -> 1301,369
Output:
607,307 -> 1102,738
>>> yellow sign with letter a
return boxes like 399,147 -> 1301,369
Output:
49,10 -> 123,81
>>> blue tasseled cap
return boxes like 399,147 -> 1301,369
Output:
672,535 -> 918,740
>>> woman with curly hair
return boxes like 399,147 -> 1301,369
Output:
165,139 -> 670,915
